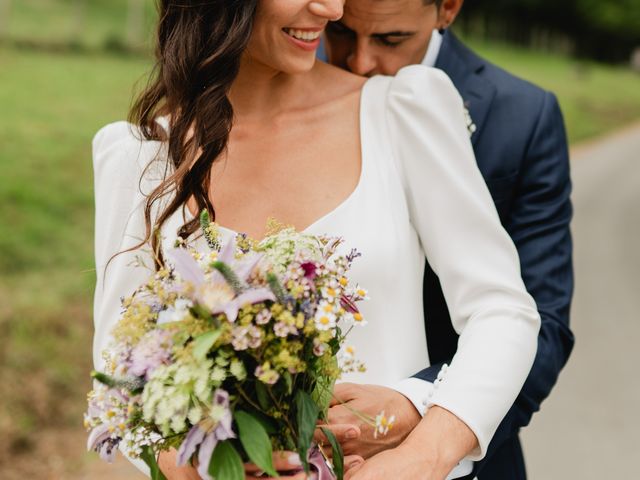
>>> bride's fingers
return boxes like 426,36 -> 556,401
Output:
313,423 -> 361,447
344,455 -> 365,473
246,474 -> 311,480
246,474 -> 310,480
244,451 -> 303,473
344,460 -> 365,480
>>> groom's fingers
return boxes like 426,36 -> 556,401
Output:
330,383 -> 358,406
313,423 -> 361,449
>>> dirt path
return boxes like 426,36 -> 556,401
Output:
521,122 -> 640,478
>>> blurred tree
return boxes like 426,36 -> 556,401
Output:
458,0 -> 640,62
0,0 -> 11,38
71,0 -> 86,42
127,0 -> 145,46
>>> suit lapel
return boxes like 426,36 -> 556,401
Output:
435,32 -> 496,146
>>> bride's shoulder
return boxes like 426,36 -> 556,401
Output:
92,119 -> 167,157
92,119 -> 169,181
373,65 -> 463,113
313,62 -> 367,97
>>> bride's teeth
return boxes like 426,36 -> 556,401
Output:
285,28 -> 320,42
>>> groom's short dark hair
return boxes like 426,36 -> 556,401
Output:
424,0 -> 444,6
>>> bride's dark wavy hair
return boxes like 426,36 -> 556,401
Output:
128,0 -> 258,269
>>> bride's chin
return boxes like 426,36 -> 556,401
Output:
270,53 -> 318,75
242,52 -> 317,76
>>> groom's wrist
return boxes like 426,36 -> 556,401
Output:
403,406 -> 478,476
397,440 -> 454,480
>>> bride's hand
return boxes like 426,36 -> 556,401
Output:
158,449 -> 201,480
244,451 -> 307,480
244,450 -> 364,479
159,449 -> 315,479
314,383 -> 421,459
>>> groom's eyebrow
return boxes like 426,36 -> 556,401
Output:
328,21 -> 416,39
371,31 -> 416,39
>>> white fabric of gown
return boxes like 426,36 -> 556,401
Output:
92,65 -> 540,464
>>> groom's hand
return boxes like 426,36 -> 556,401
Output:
314,383 -> 421,460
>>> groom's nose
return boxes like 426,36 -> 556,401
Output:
347,41 -> 377,77
309,0 -> 344,21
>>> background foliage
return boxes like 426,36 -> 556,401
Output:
460,0 -> 640,62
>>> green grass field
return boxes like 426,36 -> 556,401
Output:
0,14 -> 639,475
0,45 -> 151,473
2,0 -> 157,50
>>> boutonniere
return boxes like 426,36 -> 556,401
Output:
463,106 -> 477,137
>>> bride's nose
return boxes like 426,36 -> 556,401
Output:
308,0 -> 344,21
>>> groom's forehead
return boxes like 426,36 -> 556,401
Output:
344,0 -> 429,29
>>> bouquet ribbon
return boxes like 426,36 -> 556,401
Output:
308,445 -> 337,480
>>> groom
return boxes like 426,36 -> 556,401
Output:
317,0 -> 575,479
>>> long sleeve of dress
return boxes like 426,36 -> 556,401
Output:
92,121 -> 165,476
385,66 -> 541,459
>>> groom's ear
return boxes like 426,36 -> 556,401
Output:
436,0 -> 465,31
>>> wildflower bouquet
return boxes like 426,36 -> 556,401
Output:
85,214 -> 369,480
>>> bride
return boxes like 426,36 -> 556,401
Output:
92,0 -> 540,479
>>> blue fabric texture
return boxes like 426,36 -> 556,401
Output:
413,31 -> 575,480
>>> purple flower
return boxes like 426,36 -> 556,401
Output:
128,330 -> 173,380
166,248 -> 206,286
87,424 -> 121,463
176,390 -> 235,480
166,243 -> 275,322
340,294 -> 359,314
284,446 -> 336,480
211,287 -> 275,323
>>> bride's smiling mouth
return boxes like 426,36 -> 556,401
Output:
282,27 -> 323,51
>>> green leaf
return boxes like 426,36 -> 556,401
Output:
321,427 -> 344,480
200,209 -> 211,229
192,330 -> 222,360
140,445 -> 167,480
282,371 -> 293,395
266,273 -> 286,303
91,371 -> 116,388
190,304 -> 217,325
295,390 -> 320,472
255,381 -> 271,411
234,411 -> 277,477
91,371 -> 144,393
212,261 -> 244,295
209,440 -> 244,480
310,371 -> 336,419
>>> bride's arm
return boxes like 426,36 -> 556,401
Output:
385,67 -> 540,463
92,122 -> 167,477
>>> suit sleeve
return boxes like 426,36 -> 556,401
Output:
471,91 -> 575,475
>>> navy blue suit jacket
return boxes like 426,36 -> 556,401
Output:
414,32 -> 575,479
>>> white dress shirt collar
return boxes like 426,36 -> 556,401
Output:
421,29 -> 443,68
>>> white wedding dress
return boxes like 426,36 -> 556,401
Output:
93,65 -> 540,477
